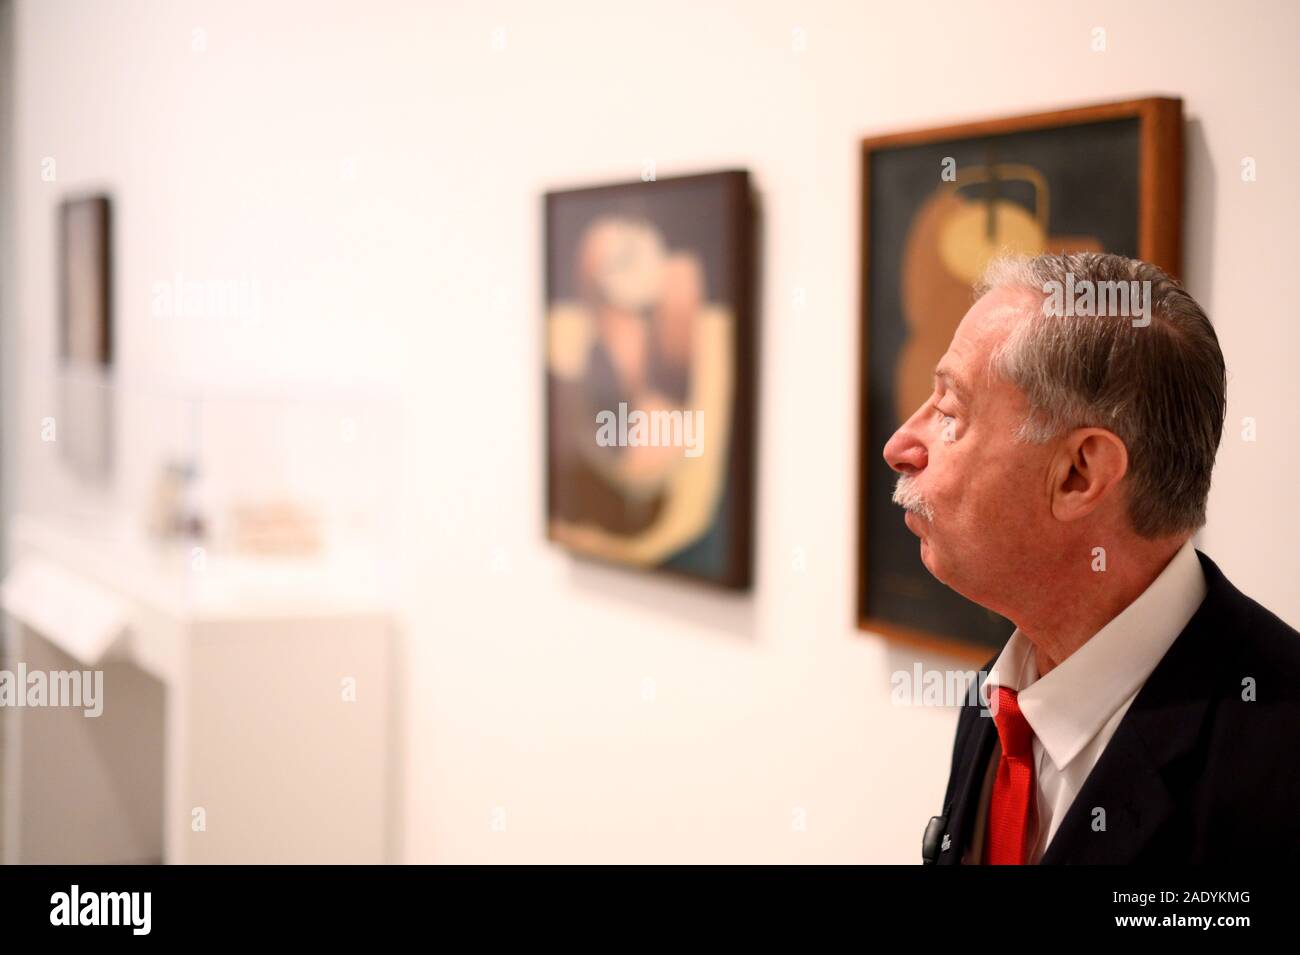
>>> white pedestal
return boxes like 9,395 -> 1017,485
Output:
2,514 -> 394,864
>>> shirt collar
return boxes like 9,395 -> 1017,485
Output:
984,539 -> 1207,772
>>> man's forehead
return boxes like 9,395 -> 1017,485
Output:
952,291 -> 1032,353
938,290 -> 1035,390
967,287 -> 1035,334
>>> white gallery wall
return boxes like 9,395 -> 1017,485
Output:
4,0 -> 1298,862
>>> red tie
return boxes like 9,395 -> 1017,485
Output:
984,686 -> 1037,865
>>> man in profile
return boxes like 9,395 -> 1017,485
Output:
884,251 -> 1300,864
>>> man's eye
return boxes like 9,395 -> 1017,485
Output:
935,407 -> 957,442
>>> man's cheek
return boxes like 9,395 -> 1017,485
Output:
977,472 -> 1030,530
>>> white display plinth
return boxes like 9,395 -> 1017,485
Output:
2,513 -> 394,864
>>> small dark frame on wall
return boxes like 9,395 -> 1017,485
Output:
544,170 -> 756,590
58,193 -> 114,478
856,97 -> 1183,661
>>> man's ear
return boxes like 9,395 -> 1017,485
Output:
1049,427 -> 1129,524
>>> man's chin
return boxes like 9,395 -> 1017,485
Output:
903,509 -> 934,539
900,512 -> 986,602
909,520 -> 940,577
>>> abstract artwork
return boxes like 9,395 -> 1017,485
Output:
857,98 -> 1183,657
58,194 -> 114,479
545,171 -> 755,588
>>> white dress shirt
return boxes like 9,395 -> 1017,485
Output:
962,539 -> 1207,864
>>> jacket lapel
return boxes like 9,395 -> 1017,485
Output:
935,656 -> 1000,865
1038,550 -> 1226,863
1036,713 -> 1180,863
940,710 -> 996,864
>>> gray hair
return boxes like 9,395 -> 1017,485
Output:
976,252 -> 1226,539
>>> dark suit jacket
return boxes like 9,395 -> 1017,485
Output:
926,550 -> 1300,864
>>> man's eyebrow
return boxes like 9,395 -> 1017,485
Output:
934,366 -> 971,404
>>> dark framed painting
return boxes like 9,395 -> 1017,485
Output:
58,194 -> 114,479
856,98 -> 1183,660
545,170 -> 756,589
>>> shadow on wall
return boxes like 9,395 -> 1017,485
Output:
567,557 -> 757,643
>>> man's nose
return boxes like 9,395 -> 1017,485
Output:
883,413 -> 928,475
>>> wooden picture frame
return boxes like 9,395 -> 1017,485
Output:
856,98 -> 1183,661
59,195 -> 113,366
544,170 -> 756,590
58,194 -> 115,479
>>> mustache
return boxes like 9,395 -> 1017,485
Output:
891,475 -> 935,521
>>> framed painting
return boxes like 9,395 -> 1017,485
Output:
545,170 -> 755,589
58,194 -> 114,479
856,98 -> 1183,659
